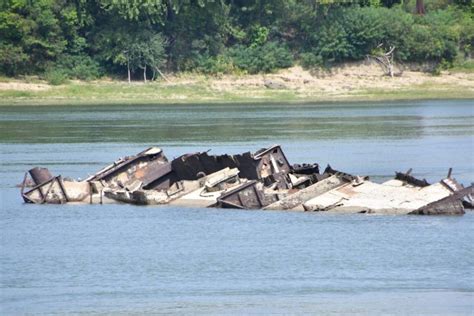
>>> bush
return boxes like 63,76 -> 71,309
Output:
228,42 -> 294,74
313,21 -> 351,62
194,54 -> 236,74
191,42 -> 294,74
378,8 -> 415,61
299,6 -> 469,66
342,7 -> 386,59
401,9 -> 461,63
44,69 -> 68,85
0,44 -> 29,77
55,54 -> 102,80
301,7 -> 385,63
452,59 -> 474,72
300,52 -> 323,69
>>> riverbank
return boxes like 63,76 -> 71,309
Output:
1,63 -> 473,106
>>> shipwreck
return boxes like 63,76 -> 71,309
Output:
20,145 -> 473,215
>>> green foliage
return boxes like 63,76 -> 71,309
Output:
249,26 -> 270,48
55,54 -> 102,80
128,33 -> 166,71
0,0 -> 473,79
163,1 -> 230,71
228,42 -> 294,74
451,59 -> 474,72
313,21 -> 351,62
377,8 -> 415,60
0,44 -> 29,76
99,0 -> 168,23
44,68 -> 68,85
342,7 -> 386,59
195,55 -> 236,74
193,41 -> 294,74
400,8 -> 469,63
300,52 -> 323,69
299,5 -> 471,66
0,0 -> 83,76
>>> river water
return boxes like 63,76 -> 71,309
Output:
1,100 -> 473,314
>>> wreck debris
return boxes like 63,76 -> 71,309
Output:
395,169 -> 430,187
20,145 -> 473,216
264,174 -> 350,211
161,144 -> 291,184
302,178 -> 458,215
86,147 -> 169,189
217,180 -> 281,209
169,168 -> 245,208
409,186 -> 473,215
29,167 -> 54,185
21,168 -> 70,204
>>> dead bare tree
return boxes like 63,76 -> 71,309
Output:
152,66 -> 171,83
367,44 -> 396,78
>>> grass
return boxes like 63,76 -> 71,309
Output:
0,76 -> 472,106
358,82 -> 474,101
451,60 -> 474,73
0,90 -> 35,98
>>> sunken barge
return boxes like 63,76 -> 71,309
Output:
20,145 -> 473,215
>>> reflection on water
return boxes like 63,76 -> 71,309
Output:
0,100 -> 473,314
1,100 -> 473,184
1,100 -> 473,143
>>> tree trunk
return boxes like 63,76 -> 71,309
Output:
367,45 -> 396,78
143,65 -> 147,83
127,58 -> 131,84
388,63 -> 394,78
416,0 -> 425,15
154,67 -> 171,83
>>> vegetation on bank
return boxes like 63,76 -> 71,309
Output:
1,65 -> 473,106
1,0 -> 473,85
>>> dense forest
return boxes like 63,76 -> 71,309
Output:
1,0 -> 473,83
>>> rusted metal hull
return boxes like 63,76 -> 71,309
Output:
19,145 -> 473,216
216,181 -> 280,209
409,186 -> 473,215
264,175 -> 350,211
22,175 -> 70,204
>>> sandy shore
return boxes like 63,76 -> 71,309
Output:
1,62 -> 473,105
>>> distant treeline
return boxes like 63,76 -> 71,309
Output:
1,0 -> 473,82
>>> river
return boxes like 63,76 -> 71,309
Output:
1,100 -> 473,314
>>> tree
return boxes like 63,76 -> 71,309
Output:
0,0 -> 67,75
416,0 -> 425,15
126,32 -> 167,82
367,44 -> 396,77
163,0 -> 231,71
99,0 -> 168,23
0,0 -> 472,79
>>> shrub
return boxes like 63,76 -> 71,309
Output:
452,59 -> 474,72
44,69 -> 68,85
300,52 -> 323,69
313,21 -> 351,62
341,7 -> 385,59
379,8 -> 415,61
55,54 -> 102,80
0,44 -> 30,77
228,42 -> 294,74
401,10 -> 460,63
300,6 -> 469,66
302,7 -> 384,63
195,54 -> 236,74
